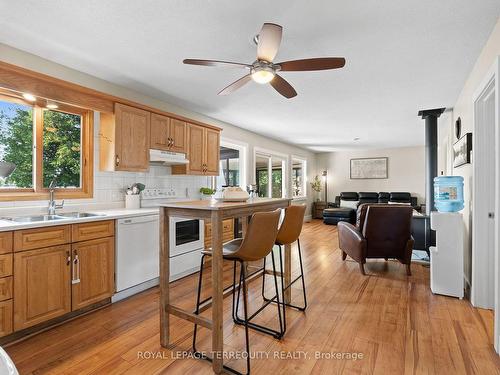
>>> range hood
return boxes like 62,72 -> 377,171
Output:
149,149 -> 189,165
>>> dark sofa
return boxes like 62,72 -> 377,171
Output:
322,191 -> 429,253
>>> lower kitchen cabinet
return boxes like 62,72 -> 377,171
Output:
14,245 -> 72,331
71,237 -> 115,310
0,300 -> 13,336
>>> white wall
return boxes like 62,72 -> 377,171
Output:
0,43 -> 318,216
317,146 -> 425,204
438,17 -> 500,287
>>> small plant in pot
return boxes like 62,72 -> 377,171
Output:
199,187 -> 216,200
310,175 -> 322,202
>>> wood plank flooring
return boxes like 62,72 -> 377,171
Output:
5,220 -> 500,374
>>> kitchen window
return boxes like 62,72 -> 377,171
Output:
292,157 -> 307,198
0,93 -> 93,200
255,151 -> 286,198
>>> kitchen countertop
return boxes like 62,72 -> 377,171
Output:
0,207 -> 160,232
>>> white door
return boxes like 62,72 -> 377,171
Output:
472,78 -> 496,309
472,57 -> 500,352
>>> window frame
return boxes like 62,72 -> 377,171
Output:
254,147 -> 287,198
0,93 -> 93,201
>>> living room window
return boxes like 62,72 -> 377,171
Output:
292,157 -> 307,199
0,93 -> 93,200
255,150 -> 286,198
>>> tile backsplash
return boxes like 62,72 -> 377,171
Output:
0,112 -> 211,213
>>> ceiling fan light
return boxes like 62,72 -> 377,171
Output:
251,68 -> 275,84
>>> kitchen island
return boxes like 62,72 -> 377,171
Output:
159,197 -> 292,374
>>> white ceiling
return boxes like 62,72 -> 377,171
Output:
1,0 -> 499,151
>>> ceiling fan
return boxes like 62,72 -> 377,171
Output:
183,23 -> 346,99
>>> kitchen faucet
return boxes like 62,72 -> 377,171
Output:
48,178 -> 64,215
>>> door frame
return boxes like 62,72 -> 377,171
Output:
472,56 -> 500,352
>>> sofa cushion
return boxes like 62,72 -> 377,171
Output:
358,192 -> 379,204
389,192 -> 411,203
340,199 -> 359,209
378,192 -> 390,203
323,207 -> 355,218
339,192 -> 359,201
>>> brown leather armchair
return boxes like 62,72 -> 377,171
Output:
338,204 -> 414,275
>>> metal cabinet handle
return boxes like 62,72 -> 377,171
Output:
72,250 -> 80,285
66,251 -> 71,266
115,154 -> 120,167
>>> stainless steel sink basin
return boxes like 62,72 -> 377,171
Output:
3,214 -> 66,223
57,212 -> 106,218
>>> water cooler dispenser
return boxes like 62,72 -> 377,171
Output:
430,176 -> 464,298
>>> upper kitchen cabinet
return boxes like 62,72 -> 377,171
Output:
172,123 -> 220,176
100,103 -> 151,172
150,114 -> 187,153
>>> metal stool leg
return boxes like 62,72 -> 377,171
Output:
240,261 -> 251,375
234,254 -> 285,339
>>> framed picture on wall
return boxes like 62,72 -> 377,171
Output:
453,132 -> 472,168
350,157 -> 388,179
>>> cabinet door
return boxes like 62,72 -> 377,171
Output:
169,118 -> 187,153
115,103 -> 151,171
204,128 -> 220,175
187,123 -> 205,174
14,245 -> 71,331
72,237 -> 114,310
150,113 -> 170,151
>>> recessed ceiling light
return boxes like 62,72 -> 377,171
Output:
353,137 -> 360,141
46,102 -> 58,110
22,93 -> 36,102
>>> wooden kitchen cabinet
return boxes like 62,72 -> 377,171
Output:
150,114 -> 187,153
100,103 -> 151,172
172,123 -> 220,175
71,237 -> 114,310
14,245 -> 72,331
204,219 -> 234,248
0,300 -> 13,336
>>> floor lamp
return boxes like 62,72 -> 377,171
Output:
322,170 -> 328,203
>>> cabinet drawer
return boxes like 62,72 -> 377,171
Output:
72,220 -> 115,242
0,277 -> 12,301
222,219 -> 233,233
14,225 -> 71,252
0,299 -> 12,337
0,232 -> 13,254
0,255 -> 12,278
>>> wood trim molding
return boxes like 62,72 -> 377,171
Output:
0,60 -> 221,131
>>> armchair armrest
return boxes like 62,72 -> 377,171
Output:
328,202 -> 339,208
338,221 -> 367,263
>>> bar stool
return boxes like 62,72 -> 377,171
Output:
262,204 -> 307,330
193,209 -> 283,375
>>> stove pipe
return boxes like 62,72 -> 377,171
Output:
418,108 -> 445,215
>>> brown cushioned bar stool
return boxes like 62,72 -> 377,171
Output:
193,209 -> 284,375
262,204 -> 307,332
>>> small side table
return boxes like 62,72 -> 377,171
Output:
313,201 -> 327,219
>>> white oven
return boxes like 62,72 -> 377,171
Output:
169,216 -> 205,256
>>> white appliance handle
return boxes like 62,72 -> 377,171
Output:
119,216 -> 159,225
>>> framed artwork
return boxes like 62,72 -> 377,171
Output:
453,132 -> 472,168
350,157 -> 388,179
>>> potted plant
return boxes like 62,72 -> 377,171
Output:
310,175 -> 322,202
199,187 -> 216,200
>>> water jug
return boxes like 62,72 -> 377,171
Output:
434,176 -> 464,212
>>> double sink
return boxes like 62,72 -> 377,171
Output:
2,212 -> 106,223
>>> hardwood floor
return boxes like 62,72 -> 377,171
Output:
5,220 -> 500,374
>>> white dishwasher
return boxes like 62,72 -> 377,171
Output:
113,214 -> 160,302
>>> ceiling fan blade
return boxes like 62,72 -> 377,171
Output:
270,74 -> 297,99
277,57 -> 346,71
218,74 -> 253,95
183,59 -> 251,69
257,23 -> 283,62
